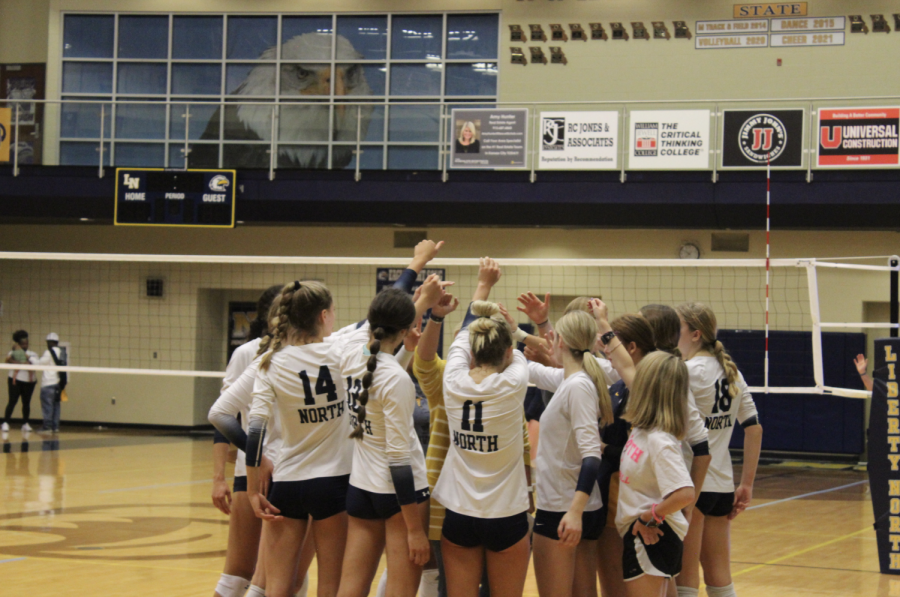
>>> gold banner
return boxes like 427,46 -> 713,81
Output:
0,108 -> 10,162
734,3 -> 808,18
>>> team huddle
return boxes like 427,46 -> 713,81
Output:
208,241 -> 762,597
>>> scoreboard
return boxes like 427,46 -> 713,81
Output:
114,168 -> 236,228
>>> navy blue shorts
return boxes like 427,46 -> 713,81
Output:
233,476 -> 247,493
533,508 -> 604,541
442,509 -> 529,553
268,475 -> 350,521
346,484 -> 430,520
622,521 -> 683,580
695,491 -> 735,518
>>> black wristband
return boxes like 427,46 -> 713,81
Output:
536,319 -> 549,327
600,330 -> 617,345
429,314 -> 445,324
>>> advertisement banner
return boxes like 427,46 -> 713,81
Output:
450,108 -> 528,169
538,111 -> 618,170
0,108 -> 10,162
722,109 -> 804,167
817,107 -> 900,167
628,110 -> 710,170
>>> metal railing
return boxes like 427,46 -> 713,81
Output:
3,95 -> 900,181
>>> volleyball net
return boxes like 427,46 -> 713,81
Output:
0,252 -> 895,399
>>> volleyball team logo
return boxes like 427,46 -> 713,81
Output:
542,117 -> 565,150
209,174 -> 231,192
738,113 -> 787,163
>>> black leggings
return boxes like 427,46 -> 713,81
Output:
5,378 -> 37,423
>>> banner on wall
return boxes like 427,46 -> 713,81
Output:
817,107 -> 900,167
376,268 -> 446,294
450,108 -> 528,169
722,109 -> 804,167
0,108 -> 10,162
538,111 -> 618,170
628,110 -> 710,170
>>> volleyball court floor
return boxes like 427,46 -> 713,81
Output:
0,428 -> 888,596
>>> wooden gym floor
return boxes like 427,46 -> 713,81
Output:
0,428 -> 891,596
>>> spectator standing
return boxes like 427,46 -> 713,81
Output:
3,330 -> 38,432
38,333 -> 66,434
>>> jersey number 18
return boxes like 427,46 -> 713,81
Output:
711,379 -> 732,414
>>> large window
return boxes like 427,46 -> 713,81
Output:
59,12 -> 499,170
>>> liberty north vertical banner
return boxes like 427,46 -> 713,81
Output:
538,111 -> 619,170
450,108 -> 528,169
868,338 -> 900,574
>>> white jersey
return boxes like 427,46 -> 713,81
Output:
249,332 -> 360,483
616,427 -> 693,540
684,356 -> 757,493
221,339 -> 261,477
528,364 -> 603,512
7,350 -> 37,383
340,325 -> 427,494
433,329 -> 530,518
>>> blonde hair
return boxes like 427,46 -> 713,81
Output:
624,351 -> 689,439
555,311 -> 614,427
676,302 -> 739,398
258,281 -> 332,372
457,121 -> 478,144
564,295 -> 601,315
468,301 -> 513,367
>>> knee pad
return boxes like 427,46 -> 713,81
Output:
706,583 -> 737,597
246,585 -> 266,597
215,574 -> 250,597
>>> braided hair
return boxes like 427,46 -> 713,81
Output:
258,280 -> 333,372
350,288 -> 416,441
676,302 -> 740,398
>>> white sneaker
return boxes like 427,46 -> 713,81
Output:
1,422 -> 8,432
22,423 -> 32,432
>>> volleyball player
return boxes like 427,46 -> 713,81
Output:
523,309 -> 612,597
335,276 -> 448,597
210,285 -> 281,597
593,314 -> 657,597
611,346 -> 696,597
674,303 -> 762,597
434,297 -> 531,597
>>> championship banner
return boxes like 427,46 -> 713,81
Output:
722,109 -> 804,167
450,108 -> 527,169
538,111 -> 618,170
817,107 -> 900,167
628,110 -> 710,170
0,108 -> 10,162
868,338 -> 900,574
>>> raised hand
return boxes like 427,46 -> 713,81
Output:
524,339 -> 560,369
477,257 -> 502,289
404,317 -> 423,352
411,240 -> 445,272
853,354 -> 868,376
517,292 -> 550,324
419,274 -> 453,309
588,298 -> 609,324
497,303 -> 517,329
432,293 -> 460,318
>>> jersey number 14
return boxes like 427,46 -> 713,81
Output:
298,366 -> 339,405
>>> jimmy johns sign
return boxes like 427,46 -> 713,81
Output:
721,109 -> 804,168
869,339 -> 900,574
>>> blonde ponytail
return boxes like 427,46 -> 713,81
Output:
555,310 -> 614,427
676,302 -> 740,397
257,280 -> 334,372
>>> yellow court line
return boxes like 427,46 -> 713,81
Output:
0,552 -> 222,575
733,527 -> 871,578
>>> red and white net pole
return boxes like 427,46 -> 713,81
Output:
765,157 -> 771,394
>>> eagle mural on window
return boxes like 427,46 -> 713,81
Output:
192,33 -> 373,170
